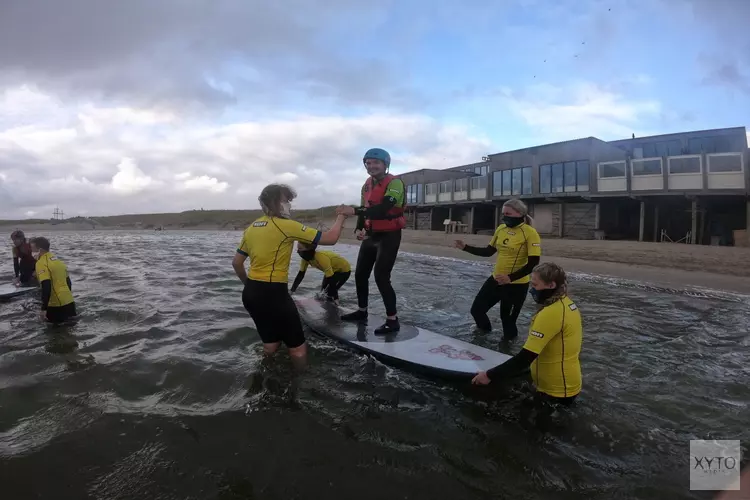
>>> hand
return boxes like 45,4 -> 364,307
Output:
454,240 -> 465,250
336,205 -> 355,217
471,371 -> 491,385
39,310 -> 48,322
495,274 -> 511,285
355,229 -> 367,241
12,278 -> 20,287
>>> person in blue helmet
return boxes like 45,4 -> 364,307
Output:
336,148 -> 406,335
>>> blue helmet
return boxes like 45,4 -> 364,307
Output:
363,148 -> 391,168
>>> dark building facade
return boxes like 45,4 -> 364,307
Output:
397,126 -> 749,245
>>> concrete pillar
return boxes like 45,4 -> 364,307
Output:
594,203 -> 601,230
469,205 -> 475,234
746,200 -> 750,230
429,208 -> 434,231
412,209 -> 417,230
653,205 -> 659,242
558,203 -> 564,237
639,201 -> 645,242
495,204 -> 501,227
691,199 -> 698,244
448,207 -> 453,222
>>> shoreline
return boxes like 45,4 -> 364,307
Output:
3,221 -> 750,294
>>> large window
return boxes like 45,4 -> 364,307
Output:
707,153 -> 743,173
425,183 -> 437,195
470,176 -> 487,190
405,183 -> 423,204
540,160 -> 589,192
688,136 -> 737,155
493,167 -> 532,196
439,180 -> 451,193
455,178 -> 469,192
598,161 -> 627,178
632,158 -> 662,176
668,156 -> 701,175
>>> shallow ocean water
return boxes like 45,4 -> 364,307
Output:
0,230 -> 748,500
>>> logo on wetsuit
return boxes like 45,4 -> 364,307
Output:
530,330 -> 544,338
502,238 -> 509,245
253,221 -> 268,227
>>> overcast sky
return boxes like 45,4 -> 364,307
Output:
0,0 -> 748,219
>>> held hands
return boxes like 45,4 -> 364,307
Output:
454,240 -> 465,250
336,205 -> 355,217
471,371 -> 491,385
494,274 -> 511,285
354,229 -> 367,241
12,278 -> 20,287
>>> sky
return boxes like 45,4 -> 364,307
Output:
0,0 -> 748,219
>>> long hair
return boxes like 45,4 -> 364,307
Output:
258,183 -> 297,217
503,198 -> 534,226
532,262 -> 568,307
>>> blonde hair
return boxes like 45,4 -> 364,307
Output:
503,199 -> 534,226
532,262 -> 568,306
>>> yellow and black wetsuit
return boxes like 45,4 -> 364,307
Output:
236,216 -> 321,347
35,252 -> 76,323
462,222 -> 542,337
290,249 -> 351,300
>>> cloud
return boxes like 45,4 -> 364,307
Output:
0,86 -> 491,219
0,0 -> 429,114
502,81 -> 662,143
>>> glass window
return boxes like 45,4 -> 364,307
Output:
576,161 -> 590,191
540,164 -> 551,193
599,162 -> 626,178
563,162 -> 577,192
632,159 -> 662,176
471,176 -> 487,190
492,171 -> 503,196
641,143 -> 657,158
655,140 -> 682,157
522,166 -> 532,194
669,157 -> 701,174
551,163 -> 564,193
512,168 -> 522,195
416,183 -> 422,203
708,154 -> 742,173
502,170 -> 512,196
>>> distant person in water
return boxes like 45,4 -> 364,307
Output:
10,230 -> 37,286
472,262 -> 583,409
232,183 -> 350,367
29,237 -> 77,324
336,147 -> 406,335
455,199 -> 541,340
290,241 -> 351,305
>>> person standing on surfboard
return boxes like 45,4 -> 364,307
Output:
471,262 -> 583,410
232,183 -> 350,367
336,147 -> 406,335
10,230 -> 37,287
290,242 -> 351,305
455,199 -> 541,340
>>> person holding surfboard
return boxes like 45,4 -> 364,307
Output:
455,199 -> 541,340
29,236 -> 77,324
290,242 -> 351,304
336,147 -> 406,335
10,230 -> 37,287
232,183 -> 350,366
471,262 -> 583,409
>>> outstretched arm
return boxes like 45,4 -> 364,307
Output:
291,270 -> 306,293
486,349 -> 538,380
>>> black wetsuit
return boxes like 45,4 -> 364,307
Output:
462,244 -> 540,337
341,184 -> 403,333
13,242 -> 36,284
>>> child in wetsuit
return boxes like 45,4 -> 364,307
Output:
10,230 -> 37,286
30,236 -> 77,324
290,242 -> 351,304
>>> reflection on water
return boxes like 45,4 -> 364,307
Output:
0,230 -> 748,500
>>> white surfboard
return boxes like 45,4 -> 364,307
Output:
0,283 -> 37,299
294,296 -> 511,379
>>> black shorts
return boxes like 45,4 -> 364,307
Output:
242,279 -> 305,348
46,302 -> 77,324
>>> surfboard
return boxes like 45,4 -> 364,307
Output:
0,283 -> 37,299
294,296 -> 511,379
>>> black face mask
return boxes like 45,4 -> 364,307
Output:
299,250 -> 315,261
530,287 -> 555,304
503,215 -> 524,227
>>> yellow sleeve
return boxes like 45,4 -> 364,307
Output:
236,230 -> 250,256
314,253 -> 334,278
489,225 -> 504,248
277,219 -> 322,244
526,228 -> 542,257
522,302 -> 564,354
299,259 -> 309,272
35,261 -> 50,282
